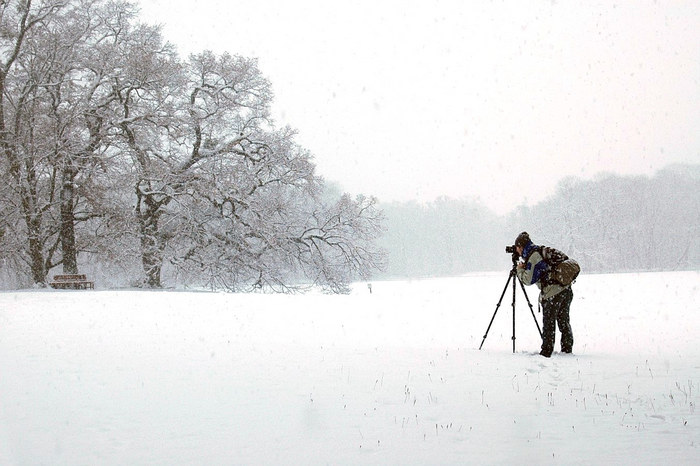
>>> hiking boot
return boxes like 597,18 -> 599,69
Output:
539,350 -> 552,358
561,349 -> 572,354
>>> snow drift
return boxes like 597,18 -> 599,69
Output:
1,271 -> 698,464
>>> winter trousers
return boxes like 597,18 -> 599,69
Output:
540,287 -> 574,357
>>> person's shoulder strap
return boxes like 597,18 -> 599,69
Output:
524,245 -> 542,262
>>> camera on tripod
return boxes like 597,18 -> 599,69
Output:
505,245 -> 520,264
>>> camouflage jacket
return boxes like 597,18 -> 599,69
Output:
516,244 -> 568,301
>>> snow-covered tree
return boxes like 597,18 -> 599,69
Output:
0,0 -> 68,285
118,50 -> 384,291
0,0 -> 386,291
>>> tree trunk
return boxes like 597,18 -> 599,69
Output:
138,199 -> 164,288
60,165 -> 78,274
23,160 -> 48,286
27,218 -> 46,285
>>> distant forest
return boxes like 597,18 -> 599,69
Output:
378,164 -> 700,278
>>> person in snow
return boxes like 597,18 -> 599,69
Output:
514,232 -> 574,357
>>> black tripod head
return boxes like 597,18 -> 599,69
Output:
510,252 -> 520,271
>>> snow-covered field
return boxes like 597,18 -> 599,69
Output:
1,271 -> 698,465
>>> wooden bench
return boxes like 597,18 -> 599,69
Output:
49,274 -> 95,290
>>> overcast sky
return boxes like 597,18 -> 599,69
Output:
136,0 -> 699,214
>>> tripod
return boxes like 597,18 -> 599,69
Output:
479,261 -> 543,353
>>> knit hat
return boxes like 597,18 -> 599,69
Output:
514,231 -> 531,249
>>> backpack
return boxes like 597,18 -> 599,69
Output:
536,246 -> 581,286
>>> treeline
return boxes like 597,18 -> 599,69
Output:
0,0 -> 384,292
379,164 -> 700,278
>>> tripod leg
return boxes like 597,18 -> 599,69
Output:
479,271 -> 514,350
512,270 -> 517,353
517,277 -> 543,339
